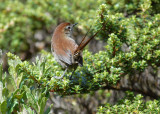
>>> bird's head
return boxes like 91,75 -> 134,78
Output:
54,22 -> 78,38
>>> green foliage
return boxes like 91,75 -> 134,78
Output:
0,62 -> 52,113
103,0 -> 160,15
94,3 -> 160,73
0,0 -> 160,113
0,0 -> 104,53
97,93 -> 160,113
1,0 -> 159,54
7,50 -> 121,95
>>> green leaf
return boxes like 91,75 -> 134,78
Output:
22,104 -> 35,114
8,99 -> 19,113
2,87 -> 8,99
9,75 -> 17,90
2,72 -> 6,87
44,104 -> 53,114
25,90 -> 38,111
0,64 -> 2,82
41,59 -> 46,74
16,73 -> 23,88
0,82 -> 3,104
0,100 -> 7,114
14,92 -> 24,100
39,97 -> 47,114
13,89 -> 20,96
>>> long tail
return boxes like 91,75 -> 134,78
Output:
74,26 -> 103,55
75,26 -> 92,53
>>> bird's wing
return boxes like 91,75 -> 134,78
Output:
56,49 -> 72,65
53,38 -> 78,66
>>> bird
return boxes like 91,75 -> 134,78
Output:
51,22 -> 101,79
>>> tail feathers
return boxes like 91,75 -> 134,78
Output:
74,26 -> 103,55
75,26 -> 92,53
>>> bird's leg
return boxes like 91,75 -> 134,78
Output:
69,66 -> 77,80
54,67 -> 68,79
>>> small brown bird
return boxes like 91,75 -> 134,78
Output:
51,22 -> 101,79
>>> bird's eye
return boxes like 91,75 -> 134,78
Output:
66,26 -> 71,30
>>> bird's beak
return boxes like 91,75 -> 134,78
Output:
72,23 -> 78,27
